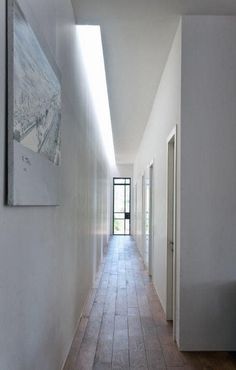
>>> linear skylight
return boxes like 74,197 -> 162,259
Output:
77,25 -> 116,168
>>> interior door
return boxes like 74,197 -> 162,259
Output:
166,127 -> 177,337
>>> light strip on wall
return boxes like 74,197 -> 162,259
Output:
77,25 -> 116,168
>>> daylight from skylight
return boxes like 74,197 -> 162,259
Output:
77,25 -> 116,168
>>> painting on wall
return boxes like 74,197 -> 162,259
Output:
7,0 -> 61,205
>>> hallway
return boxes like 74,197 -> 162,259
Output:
64,237 -> 236,370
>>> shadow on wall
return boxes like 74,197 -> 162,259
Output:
181,281 -> 236,350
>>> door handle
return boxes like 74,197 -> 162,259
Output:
169,241 -> 174,252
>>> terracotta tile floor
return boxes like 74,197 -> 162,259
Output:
64,236 -> 236,370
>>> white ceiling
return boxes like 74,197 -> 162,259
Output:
72,0 -> 236,163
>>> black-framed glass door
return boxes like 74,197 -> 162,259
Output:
113,178 -> 131,235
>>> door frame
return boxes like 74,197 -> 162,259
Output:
112,177 -> 131,235
148,160 -> 154,276
166,126 -> 177,339
134,182 -> 137,238
142,174 -> 145,257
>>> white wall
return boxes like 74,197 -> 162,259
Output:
0,0 -> 111,369
133,23 -> 181,328
116,164 -> 133,178
179,16 -> 236,350
134,16 -> 236,351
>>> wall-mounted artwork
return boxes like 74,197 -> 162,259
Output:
7,0 -> 61,205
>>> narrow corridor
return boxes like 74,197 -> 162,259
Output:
64,237 -> 236,370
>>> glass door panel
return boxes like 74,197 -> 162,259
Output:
114,219 -> 125,234
114,186 -> 125,212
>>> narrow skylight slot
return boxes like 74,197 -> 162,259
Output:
77,25 -> 116,168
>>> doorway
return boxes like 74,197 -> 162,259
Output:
113,178 -> 131,235
166,127 -> 177,335
142,175 -> 146,261
134,183 -> 137,238
142,165 -> 154,275
148,163 -> 154,276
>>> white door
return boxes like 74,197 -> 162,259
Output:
166,127 -> 177,339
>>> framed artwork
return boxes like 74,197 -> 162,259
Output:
7,0 -> 61,205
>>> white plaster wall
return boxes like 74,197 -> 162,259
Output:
116,164 -> 133,178
0,0 -> 111,369
133,23 -> 181,325
180,16 -> 236,350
